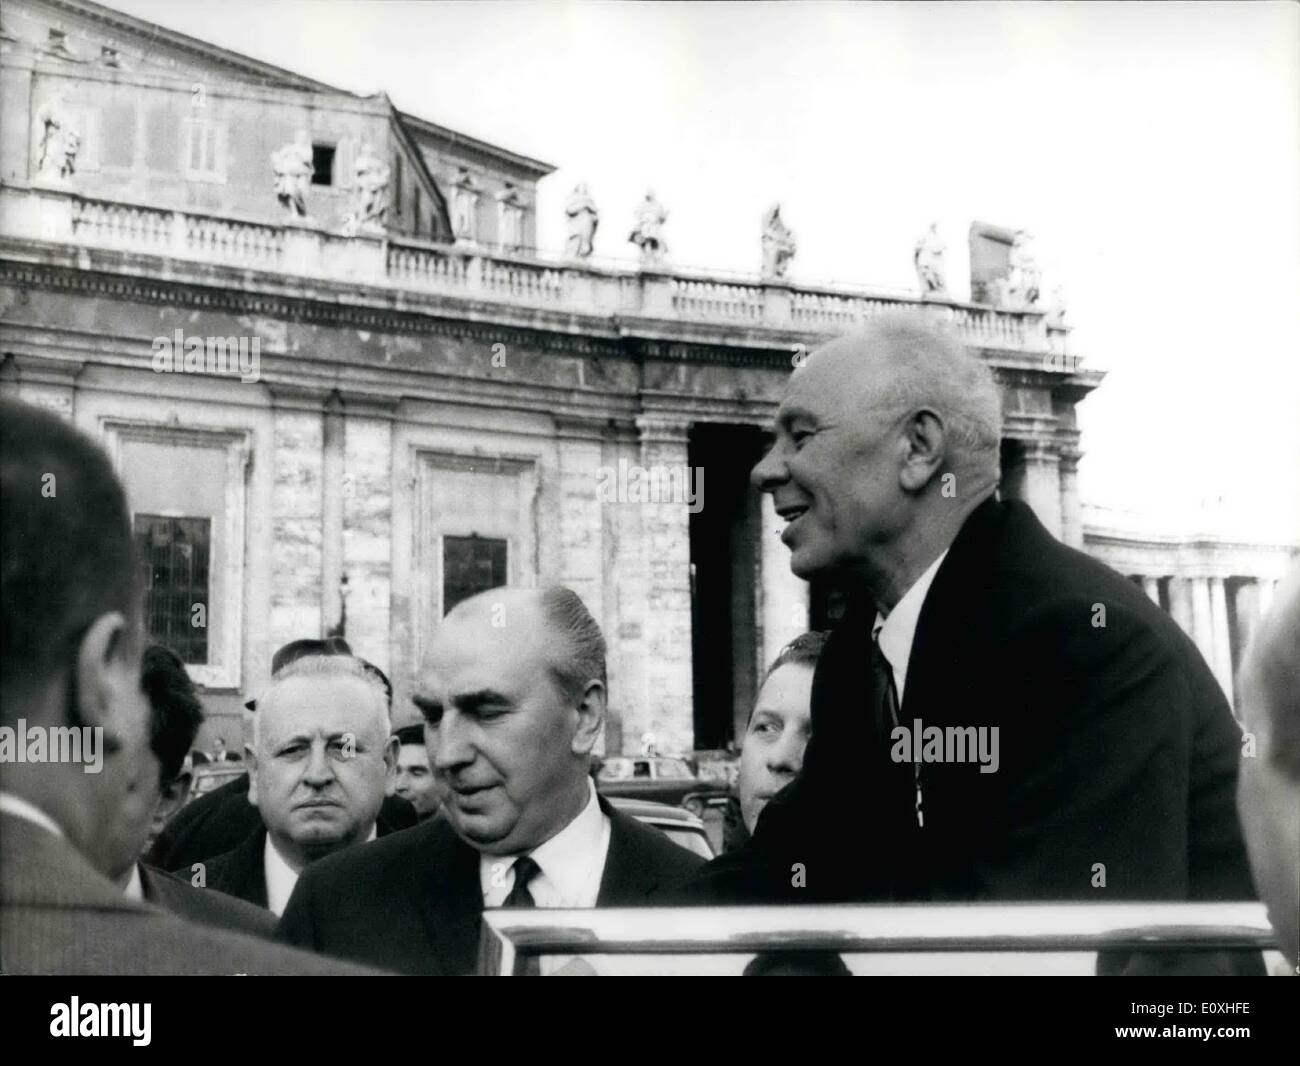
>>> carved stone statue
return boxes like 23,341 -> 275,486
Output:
913,222 -> 947,294
497,184 -> 524,252
998,229 -> 1042,307
270,131 -> 314,220
628,190 -> 668,266
761,203 -> 797,279
35,94 -> 79,182
564,183 -> 599,258
341,143 -> 390,237
1047,285 -> 1068,329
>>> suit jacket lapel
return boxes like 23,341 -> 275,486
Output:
595,800 -> 659,905
419,822 -> 483,976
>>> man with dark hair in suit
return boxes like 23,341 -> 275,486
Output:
279,586 -> 704,974
146,637 -> 415,871
689,318 -> 1257,947
392,723 -> 442,820
96,644 -> 274,938
0,398 -> 367,974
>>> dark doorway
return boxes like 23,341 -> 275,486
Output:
688,424 -> 767,750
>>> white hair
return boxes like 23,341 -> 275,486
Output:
253,655 -> 389,751
856,313 -> 1003,472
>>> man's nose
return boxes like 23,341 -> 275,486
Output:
750,439 -> 788,493
302,741 -> 335,786
430,711 -> 474,772
766,734 -> 803,777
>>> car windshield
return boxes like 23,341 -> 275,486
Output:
597,759 -> 633,781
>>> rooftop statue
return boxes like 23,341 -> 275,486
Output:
565,184 -> 599,258
342,143 -> 390,237
913,222 -> 947,295
761,203 -> 797,280
629,190 -> 668,266
998,229 -> 1042,307
271,132 -> 314,221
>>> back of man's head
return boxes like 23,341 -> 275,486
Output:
142,644 -> 204,786
1,398 -> 139,706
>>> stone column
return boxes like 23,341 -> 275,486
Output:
321,392 -> 345,636
1058,453 -> 1084,548
1232,579 -> 1261,666
1005,440 -> 1062,540
1168,576 -> 1195,639
1190,577 -> 1215,672
1259,578 -> 1276,618
269,387 -> 325,649
1208,577 -> 1234,702
633,416 -> 695,755
1141,576 -> 1160,605
759,493 -> 810,669
342,399 -> 396,673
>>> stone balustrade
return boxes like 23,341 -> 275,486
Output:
3,184 -> 1063,352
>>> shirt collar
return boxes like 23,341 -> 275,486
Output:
0,791 -> 66,839
872,548 -> 949,705
123,862 -> 145,902
264,823 -> 377,917
480,778 -> 610,908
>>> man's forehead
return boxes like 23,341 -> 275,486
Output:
261,676 -> 383,730
783,338 -> 878,416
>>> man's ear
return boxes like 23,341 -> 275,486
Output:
73,611 -> 137,754
384,734 -> 399,773
898,408 -> 947,493
245,747 -> 259,806
571,681 -> 607,757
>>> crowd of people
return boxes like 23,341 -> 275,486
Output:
2,312 -> 1296,976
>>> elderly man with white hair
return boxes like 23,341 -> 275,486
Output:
186,655 -> 397,916
690,315 -> 1259,962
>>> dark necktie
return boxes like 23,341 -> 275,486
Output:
872,631 -> 924,831
503,855 -> 541,908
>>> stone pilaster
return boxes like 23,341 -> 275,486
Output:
555,417 -> 606,626
321,392 -> 345,636
759,492 -> 809,668
1058,452 -> 1084,548
1141,576 -> 1160,605
269,387 -> 325,649
632,415 -> 694,755
342,398 -> 396,674
1005,440 -> 1062,539
1259,578 -> 1276,617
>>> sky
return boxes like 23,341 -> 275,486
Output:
108,0 -> 1300,543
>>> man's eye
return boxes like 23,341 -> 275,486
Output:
790,430 -> 813,448
279,745 -> 305,758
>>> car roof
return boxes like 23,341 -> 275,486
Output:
607,796 -> 705,827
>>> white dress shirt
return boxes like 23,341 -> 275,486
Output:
264,824 -> 377,917
872,549 -> 949,707
479,778 -> 612,910
123,863 -> 145,902
0,791 -> 65,838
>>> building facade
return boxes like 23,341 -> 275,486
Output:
7,0 -> 1283,756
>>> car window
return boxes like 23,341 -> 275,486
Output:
656,758 -> 693,780
658,825 -> 715,859
632,760 -> 651,778
598,759 -> 632,781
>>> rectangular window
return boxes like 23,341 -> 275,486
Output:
181,118 -> 224,180
134,514 -> 211,664
442,535 -> 507,616
311,143 -> 335,186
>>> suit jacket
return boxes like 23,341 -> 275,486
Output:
278,797 -> 706,974
138,863 -> 276,939
690,498 -> 1257,908
0,813 -> 374,975
145,772 -> 417,871
172,827 -> 271,911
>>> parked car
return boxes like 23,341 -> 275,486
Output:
609,797 -> 715,860
187,763 -> 247,802
594,755 -> 729,816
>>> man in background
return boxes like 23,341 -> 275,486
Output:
1237,564 -> 1300,968
185,655 -> 397,916
393,722 -> 442,820
146,637 -> 415,870
0,398 -> 366,974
